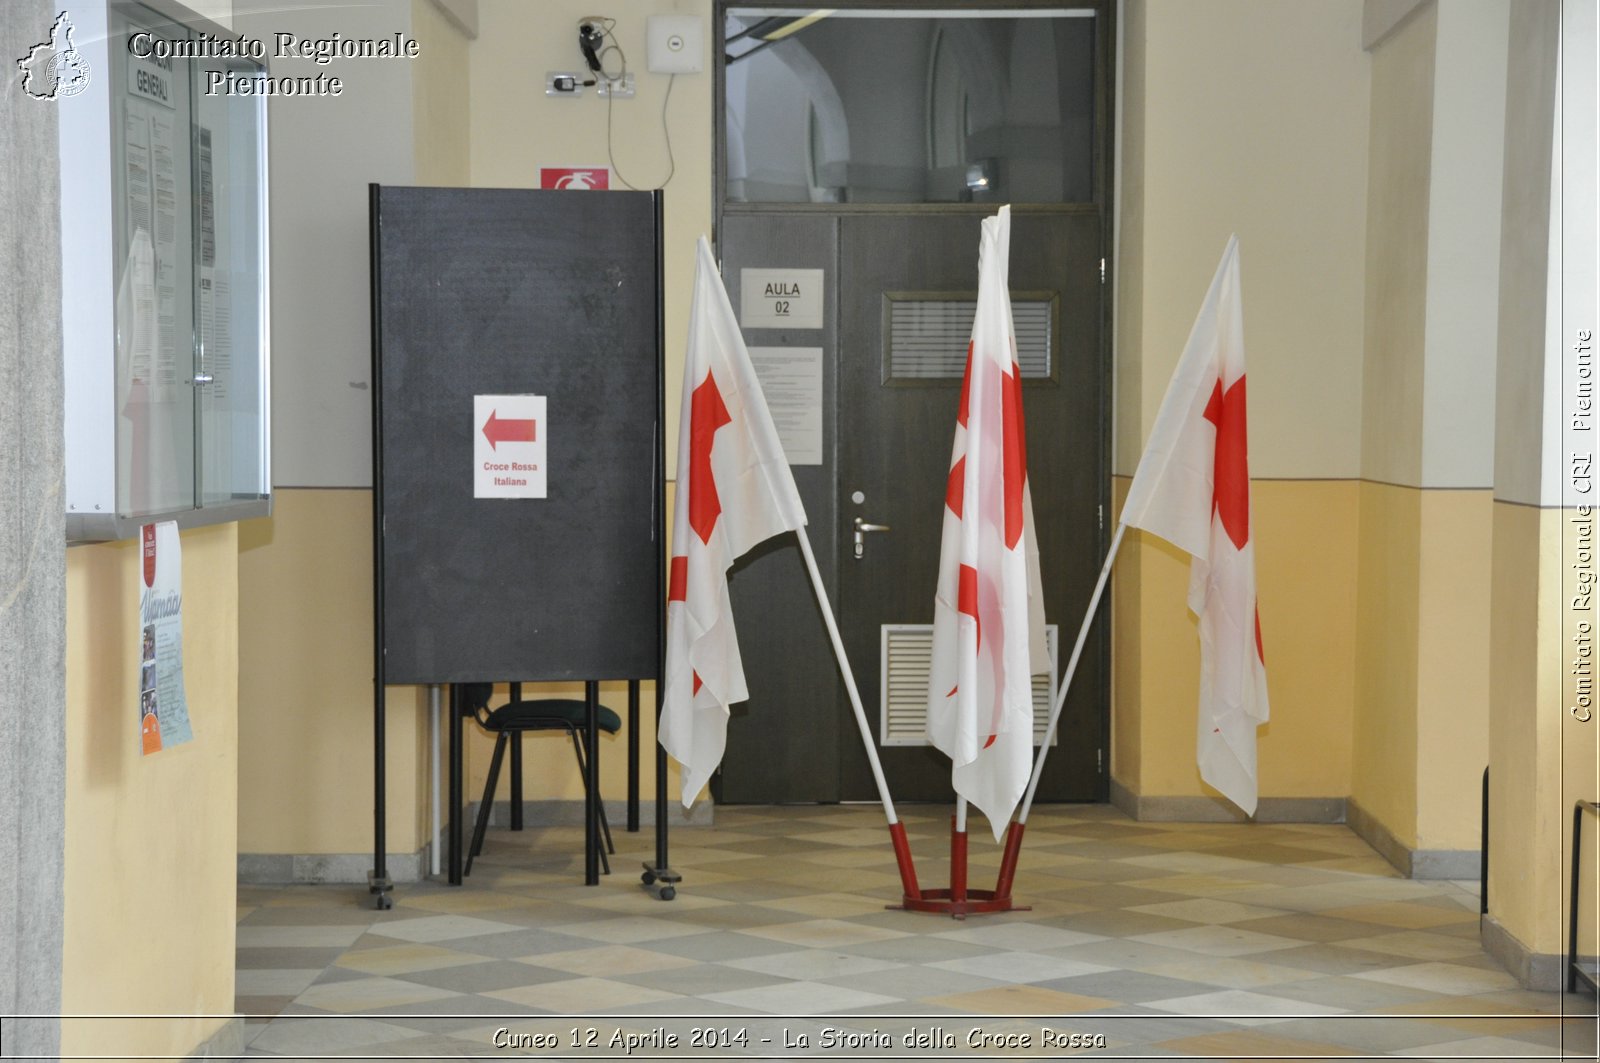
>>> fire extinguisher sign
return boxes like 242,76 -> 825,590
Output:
539,167 -> 611,191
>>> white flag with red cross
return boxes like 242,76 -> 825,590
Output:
660,236 -> 807,807
1120,234 -> 1269,816
927,206 -> 1050,841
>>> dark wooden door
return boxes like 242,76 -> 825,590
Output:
715,209 -> 1107,804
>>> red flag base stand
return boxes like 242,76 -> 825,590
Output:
887,818 -> 1030,920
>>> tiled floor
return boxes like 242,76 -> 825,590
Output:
237,804 -> 1598,1059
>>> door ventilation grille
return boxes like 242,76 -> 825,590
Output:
880,624 -> 1059,747
886,299 -> 1053,381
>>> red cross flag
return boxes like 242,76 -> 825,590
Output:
660,237 -> 807,807
927,207 -> 1050,840
1120,235 -> 1268,816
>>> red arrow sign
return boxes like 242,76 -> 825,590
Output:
482,409 -> 537,450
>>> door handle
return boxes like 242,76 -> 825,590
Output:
853,516 -> 891,559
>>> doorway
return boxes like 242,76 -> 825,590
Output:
713,2 -> 1114,807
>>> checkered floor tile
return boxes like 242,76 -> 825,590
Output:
237,805 -> 1598,1058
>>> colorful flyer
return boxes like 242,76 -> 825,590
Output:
139,522 -> 192,754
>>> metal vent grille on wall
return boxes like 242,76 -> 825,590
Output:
880,624 -> 1059,747
885,296 -> 1057,382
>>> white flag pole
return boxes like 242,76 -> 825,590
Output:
794,528 -> 924,900
1017,521 -> 1127,823
795,529 -> 898,823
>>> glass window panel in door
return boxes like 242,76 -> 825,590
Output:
724,7 -> 1097,205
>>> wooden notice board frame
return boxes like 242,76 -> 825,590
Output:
366,185 -> 669,904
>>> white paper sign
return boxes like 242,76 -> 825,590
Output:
740,268 -> 825,330
749,347 -> 823,466
474,394 -> 547,499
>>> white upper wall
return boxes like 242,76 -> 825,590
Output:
469,0 -> 714,480
1554,0 -> 1598,508
1358,1 -> 1434,488
1359,0 -> 1509,491
1491,0 -> 1560,507
1420,0 -> 1509,489
234,0 -> 417,488
1117,0 -> 1371,480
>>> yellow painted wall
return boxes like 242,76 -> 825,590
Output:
1352,480 -> 1422,846
1114,479 -> 1357,801
238,491 -> 427,855
1342,0 -> 1500,860
1414,488 -> 1493,850
1113,0 -> 1368,808
1109,476 -> 1142,786
1487,501 -> 1566,953
1349,482 -> 1492,856
62,525 -> 239,1059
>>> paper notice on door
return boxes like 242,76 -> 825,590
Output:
748,347 -> 823,466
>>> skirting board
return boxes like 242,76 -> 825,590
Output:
189,1017 -> 243,1060
472,797 -> 714,832
1346,797 -> 1484,880
239,799 -> 714,884
1481,913 -> 1566,991
238,848 -> 427,885
1109,778 -> 1345,824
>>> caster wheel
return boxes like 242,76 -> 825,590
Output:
373,894 -> 393,911
641,870 -> 656,886
659,886 -> 675,901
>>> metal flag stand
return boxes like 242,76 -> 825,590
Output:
892,524 -> 1125,919
890,795 -> 1030,918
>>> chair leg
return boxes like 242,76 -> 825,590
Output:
510,733 -> 524,832
568,730 -> 614,873
465,732 -> 508,875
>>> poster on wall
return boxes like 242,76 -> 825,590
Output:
139,522 -> 193,755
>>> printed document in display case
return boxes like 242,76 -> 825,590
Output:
56,0 -> 271,541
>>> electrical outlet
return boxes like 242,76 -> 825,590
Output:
545,71 -> 585,97
596,73 -> 635,99
646,15 -> 702,74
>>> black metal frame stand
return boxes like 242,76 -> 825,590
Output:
368,187 -> 394,911
639,193 -> 679,902
627,681 -> 641,832
370,187 -> 677,908
1480,766 -> 1489,917
1568,800 -> 1599,994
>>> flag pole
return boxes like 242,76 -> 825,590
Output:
993,522 -> 1127,899
793,529 -> 921,902
951,797 -> 969,907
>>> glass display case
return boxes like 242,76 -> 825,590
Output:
60,0 -> 270,541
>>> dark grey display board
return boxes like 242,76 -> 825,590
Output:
370,186 -> 663,684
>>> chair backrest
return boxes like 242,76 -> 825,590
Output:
458,682 -> 496,722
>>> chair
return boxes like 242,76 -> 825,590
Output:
459,682 -> 620,876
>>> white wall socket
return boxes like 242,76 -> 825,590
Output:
596,73 -> 635,99
646,15 -> 702,74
